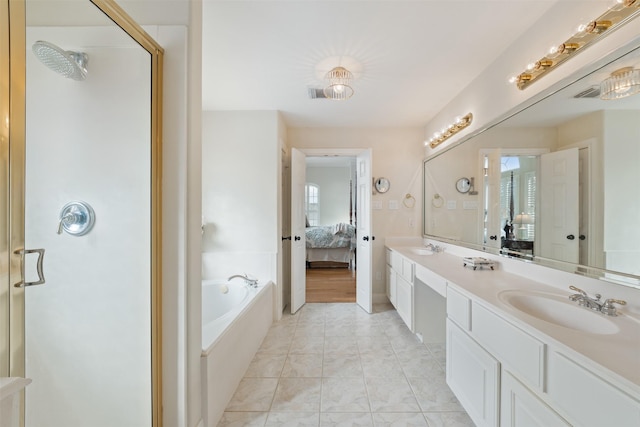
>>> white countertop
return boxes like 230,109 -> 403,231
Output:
386,243 -> 640,398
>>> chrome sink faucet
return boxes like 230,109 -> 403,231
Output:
228,274 -> 258,288
568,285 -> 626,316
426,242 -> 444,253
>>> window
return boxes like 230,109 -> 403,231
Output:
305,183 -> 319,226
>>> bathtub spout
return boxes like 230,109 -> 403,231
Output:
228,274 -> 258,288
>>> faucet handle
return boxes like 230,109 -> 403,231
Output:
569,285 -> 587,296
601,299 -> 626,316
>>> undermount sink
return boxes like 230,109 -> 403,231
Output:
498,290 -> 620,335
409,248 -> 434,256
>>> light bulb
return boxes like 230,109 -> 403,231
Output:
526,62 -> 536,71
574,22 -> 588,38
334,84 -> 344,93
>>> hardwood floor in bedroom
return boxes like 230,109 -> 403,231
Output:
306,268 -> 356,303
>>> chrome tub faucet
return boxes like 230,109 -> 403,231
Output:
228,274 -> 258,288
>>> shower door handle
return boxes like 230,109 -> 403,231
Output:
14,248 -> 46,288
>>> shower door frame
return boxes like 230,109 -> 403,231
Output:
3,0 -> 164,425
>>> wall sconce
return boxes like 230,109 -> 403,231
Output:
510,1 -> 640,90
425,113 -> 473,149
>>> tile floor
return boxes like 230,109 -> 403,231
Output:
217,303 -> 474,426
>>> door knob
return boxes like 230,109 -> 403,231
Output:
363,236 -> 369,241
566,234 -> 575,240
294,236 -> 301,241
579,235 -> 586,240
282,236 -> 291,241
489,235 -> 497,240
371,236 -> 376,241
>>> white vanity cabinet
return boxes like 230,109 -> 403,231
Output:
447,318 -> 500,427
445,282 -> 640,427
385,248 -> 414,331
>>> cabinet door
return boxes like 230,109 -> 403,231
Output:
387,265 -> 396,307
501,370 -> 569,427
547,351 -> 640,427
396,275 -> 412,330
447,320 -> 500,427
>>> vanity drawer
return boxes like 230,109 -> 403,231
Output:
472,302 -> 545,390
446,286 -> 471,331
389,250 -> 402,271
400,257 -> 414,283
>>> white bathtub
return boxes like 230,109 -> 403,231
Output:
200,279 -> 273,427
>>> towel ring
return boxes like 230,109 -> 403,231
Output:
403,193 -> 416,208
432,193 -> 444,208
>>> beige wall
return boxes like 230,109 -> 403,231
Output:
202,111 -> 280,283
289,127 -> 424,297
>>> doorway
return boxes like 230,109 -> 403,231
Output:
305,156 -> 357,302
290,148 -> 372,314
2,0 -> 163,425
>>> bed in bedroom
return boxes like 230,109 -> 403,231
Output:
305,223 -> 356,268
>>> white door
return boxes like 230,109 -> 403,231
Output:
290,148 -> 306,313
484,150 -> 502,250
539,148 -> 579,263
356,150 -> 372,313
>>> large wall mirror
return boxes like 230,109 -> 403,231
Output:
424,39 -> 640,289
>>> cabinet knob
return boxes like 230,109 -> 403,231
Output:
566,234 -> 575,240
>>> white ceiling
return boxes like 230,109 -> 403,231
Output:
201,1 -> 559,129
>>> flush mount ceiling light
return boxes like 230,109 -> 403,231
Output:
600,66 -> 640,100
510,0 -> 640,90
323,66 -> 354,101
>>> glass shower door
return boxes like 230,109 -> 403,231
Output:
20,0 -> 159,425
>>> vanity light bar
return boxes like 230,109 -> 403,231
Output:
511,0 -> 640,90
425,113 -> 473,149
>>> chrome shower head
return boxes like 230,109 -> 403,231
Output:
32,40 -> 88,81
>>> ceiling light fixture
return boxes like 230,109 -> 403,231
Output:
600,66 -> 640,100
425,113 -> 473,149
510,1 -> 640,90
323,66 -> 354,101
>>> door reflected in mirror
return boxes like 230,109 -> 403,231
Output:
482,154 -> 538,260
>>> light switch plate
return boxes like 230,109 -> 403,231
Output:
447,200 -> 457,210
388,200 -> 399,210
463,201 -> 479,210
372,201 -> 383,210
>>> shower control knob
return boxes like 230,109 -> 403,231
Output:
57,201 -> 95,236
